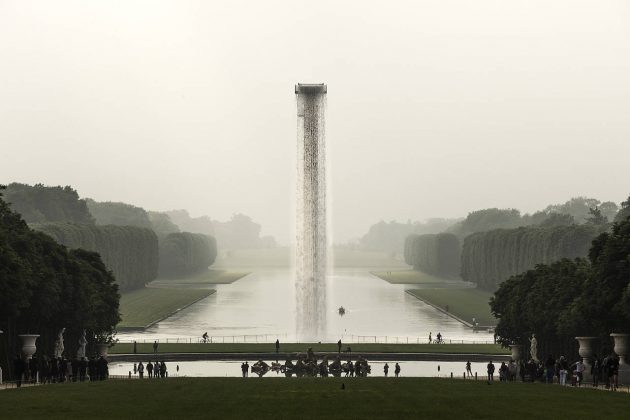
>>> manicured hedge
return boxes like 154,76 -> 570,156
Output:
158,232 -> 217,277
404,233 -> 461,278
33,222 -> 158,291
461,225 -> 601,290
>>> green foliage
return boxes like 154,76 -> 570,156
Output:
404,233 -> 461,278
32,222 -> 158,291
542,196 -> 618,224
86,199 -> 152,228
491,217 -> 630,358
361,219 -> 459,254
490,259 -> 590,358
613,195 -> 630,223
0,187 -> 119,374
158,232 -> 217,277
4,183 -> 94,224
147,211 -> 180,236
461,224 -> 602,290
448,208 -> 522,238
537,213 -> 575,227
586,206 -> 608,225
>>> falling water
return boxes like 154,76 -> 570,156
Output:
295,83 -> 328,341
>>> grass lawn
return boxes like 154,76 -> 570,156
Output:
110,342 -> 508,355
118,288 -> 215,329
1,378 -> 628,419
150,269 -> 250,286
407,288 -> 496,327
371,270 -> 462,284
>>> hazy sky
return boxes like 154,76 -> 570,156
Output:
1,0 -> 629,243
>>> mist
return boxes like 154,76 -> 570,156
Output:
1,0 -> 629,244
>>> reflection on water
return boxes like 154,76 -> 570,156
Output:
118,269 -> 493,343
110,360 -> 494,378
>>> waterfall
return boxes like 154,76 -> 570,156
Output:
295,83 -> 327,341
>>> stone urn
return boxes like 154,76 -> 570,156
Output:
18,334 -> 40,359
575,337 -> 597,382
509,344 -> 522,362
610,333 -> 630,385
96,343 -> 109,358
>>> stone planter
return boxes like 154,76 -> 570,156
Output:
18,334 -> 40,359
509,344 -> 522,362
610,333 -> 630,385
96,343 -> 109,358
575,337 -> 597,382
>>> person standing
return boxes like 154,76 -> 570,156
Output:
147,361 -> 154,379
383,363 -> 389,377
138,361 -> 144,379
133,341 -> 137,354
275,339 -> 280,354
337,339 -> 342,354
153,341 -> 158,354
487,361 -> 495,381
428,332 -> 432,344
559,356 -> 568,385
545,355 -> 555,383
591,355 -> 600,387
394,363 -> 401,378
574,359 -> 584,386
466,361 -> 472,377
13,355 -> 25,388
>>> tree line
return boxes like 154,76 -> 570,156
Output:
0,187 -> 119,376
460,224 -> 603,290
490,216 -> 630,360
404,233 -> 461,278
32,223 -> 159,291
158,232 -> 218,277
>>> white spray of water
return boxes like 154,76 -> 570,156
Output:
295,83 -> 327,341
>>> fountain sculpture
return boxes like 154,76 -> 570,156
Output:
295,83 -> 328,340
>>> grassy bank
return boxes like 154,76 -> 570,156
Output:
371,270 -> 462,284
1,378 -> 628,419
118,288 -> 215,329
407,288 -> 495,327
150,269 -> 250,286
110,342 -> 507,355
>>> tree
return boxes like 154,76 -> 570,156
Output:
586,206 -> 608,226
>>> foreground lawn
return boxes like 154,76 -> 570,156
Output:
371,270 -> 462,284
118,288 -> 215,329
1,378 -> 628,420
110,342 -> 508,355
150,269 -> 250,286
407,288 -> 495,327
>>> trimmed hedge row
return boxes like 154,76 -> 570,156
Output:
461,224 -> 601,291
404,233 -> 461,278
158,232 -> 217,277
33,222 -> 158,291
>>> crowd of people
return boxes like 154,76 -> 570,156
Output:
12,354 -> 109,387
483,354 -> 621,390
133,361 -> 168,378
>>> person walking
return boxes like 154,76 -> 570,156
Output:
13,355 -> 25,388
591,355 -> 600,387
466,361 -> 472,378
487,361 -> 495,381
275,339 -> 280,354
384,363 -> 389,377
394,363 -> 401,378
545,355 -> 555,384
559,356 -> 568,385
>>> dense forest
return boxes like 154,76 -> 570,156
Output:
360,218 -> 458,254
158,232 -> 217,277
86,199 -> 153,229
0,187 -> 119,377
491,216 -> 630,359
404,233 -> 461,278
460,224 -> 603,290
32,223 -> 159,291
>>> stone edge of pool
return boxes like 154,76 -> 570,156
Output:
109,352 -> 511,363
